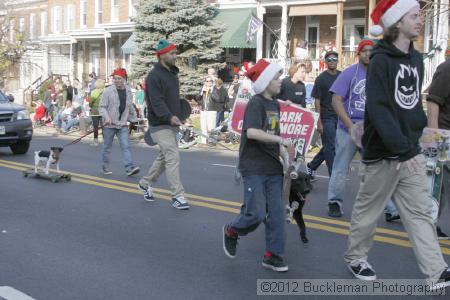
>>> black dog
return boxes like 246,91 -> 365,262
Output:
287,171 -> 312,243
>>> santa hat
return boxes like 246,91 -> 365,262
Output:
369,0 -> 419,37
111,68 -> 127,79
246,59 -> 283,94
155,39 -> 177,57
357,39 -> 375,55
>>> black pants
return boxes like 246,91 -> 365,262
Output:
92,116 -> 102,139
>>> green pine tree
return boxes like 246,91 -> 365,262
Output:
132,0 -> 224,96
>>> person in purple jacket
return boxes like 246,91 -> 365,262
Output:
326,39 -> 399,219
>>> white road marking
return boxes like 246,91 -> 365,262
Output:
211,164 -> 236,168
0,287 -> 36,300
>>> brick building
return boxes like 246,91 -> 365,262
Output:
3,0 -> 138,103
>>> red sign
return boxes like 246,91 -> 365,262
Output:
230,88 -> 318,157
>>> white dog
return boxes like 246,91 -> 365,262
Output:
34,147 -> 63,174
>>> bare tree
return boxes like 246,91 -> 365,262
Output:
0,2 -> 25,78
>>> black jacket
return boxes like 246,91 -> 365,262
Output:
362,40 -> 427,162
146,63 -> 182,126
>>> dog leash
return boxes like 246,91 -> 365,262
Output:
62,124 -> 106,148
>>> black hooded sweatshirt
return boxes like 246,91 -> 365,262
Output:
362,40 -> 427,163
146,63 -> 182,127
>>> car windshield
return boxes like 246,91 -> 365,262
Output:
0,90 -> 8,102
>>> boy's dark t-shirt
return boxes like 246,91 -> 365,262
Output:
239,94 -> 283,176
427,59 -> 450,130
311,70 -> 341,119
279,77 -> 306,107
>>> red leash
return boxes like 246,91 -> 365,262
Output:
62,124 -> 105,148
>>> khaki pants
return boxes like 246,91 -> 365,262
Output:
139,129 -> 184,198
344,156 -> 448,280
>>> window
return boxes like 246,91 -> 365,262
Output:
80,0 -> 87,27
19,18 -> 25,33
95,0 -> 103,25
344,9 -> 366,20
129,0 -> 138,20
65,5 -> 75,31
111,0 -> 119,22
52,6 -> 62,33
30,14 -> 36,39
41,12 -> 47,36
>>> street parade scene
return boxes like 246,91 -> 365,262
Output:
0,0 -> 450,299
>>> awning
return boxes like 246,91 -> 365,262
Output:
215,8 -> 256,49
289,3 -> 339,16
121,34 -> 135,55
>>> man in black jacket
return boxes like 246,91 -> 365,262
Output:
344,0 -> 449,287
427,58 -> 450,239
138,39 -> 189,210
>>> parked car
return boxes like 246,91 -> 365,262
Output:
0,90 -> 33,154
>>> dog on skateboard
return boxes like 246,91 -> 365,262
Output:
280,145 -> 312,244
34,147 -> 64,174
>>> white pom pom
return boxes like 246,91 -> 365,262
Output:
369,25 -> 383,37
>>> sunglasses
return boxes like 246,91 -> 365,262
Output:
326,57 -> 338,62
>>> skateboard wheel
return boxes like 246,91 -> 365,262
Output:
435,167 -> 441,175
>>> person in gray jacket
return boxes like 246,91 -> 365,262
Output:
99,68 -> 140,176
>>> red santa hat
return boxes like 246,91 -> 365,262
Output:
111,68 -> 128,79
369,0 -> 419,37
246,59 -> 283,94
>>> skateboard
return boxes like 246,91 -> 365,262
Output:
420,128 -> 450,223
22,168 -> 72,183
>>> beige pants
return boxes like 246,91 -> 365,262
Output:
200,110 -> 217,144
344,156 -> 448,280
139,129 -> 184,198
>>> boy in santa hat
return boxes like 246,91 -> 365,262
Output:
222,59 -> 293,272
344,0 -> 449,288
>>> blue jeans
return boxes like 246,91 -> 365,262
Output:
62,118 -> 79,133
216,110 -> 225,127
329,127 -> 398,215
102,127 -> 134,171
309,117 -> 337,176
230,175 -> 285,256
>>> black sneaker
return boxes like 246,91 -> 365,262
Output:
306,164 -> 317,182
138,183 -> 155,202
348,259 -> 376,281
102,167 -> 112,175
262,253 -> 289,272
385,213 -> 401,222
172,196 -> 190,210
437,227 -> 449,240
222,225 -> 238,258
328,202 -> 343,218
431,268 -> 450,290
126,166 -> 140,176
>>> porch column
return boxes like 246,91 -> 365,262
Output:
335,1 -> 344,67
368,0 -> 376,29
278,4 -> 288,69
256,5 -> 266,60
104,32 -> 111,79
438,0 -> 449,64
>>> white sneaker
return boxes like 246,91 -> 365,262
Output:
172,196 -> 190,210
138,183 -> 155,202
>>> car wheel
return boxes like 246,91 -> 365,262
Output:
10,141 -> 30,154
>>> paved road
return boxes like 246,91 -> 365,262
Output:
0,135 -> 449,299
